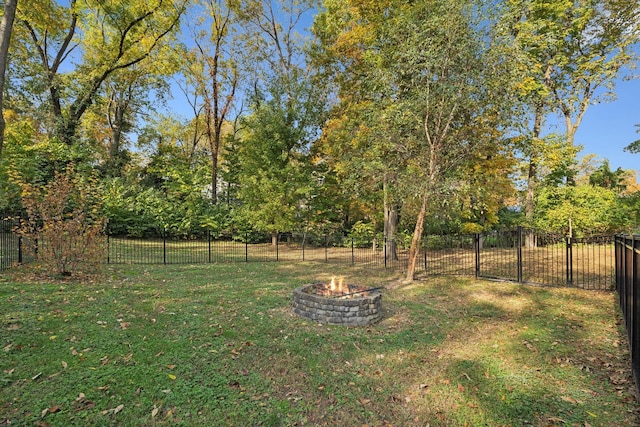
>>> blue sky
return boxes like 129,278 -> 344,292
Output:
570,74 -> 639,172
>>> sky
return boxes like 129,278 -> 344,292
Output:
569,74 -> 640,173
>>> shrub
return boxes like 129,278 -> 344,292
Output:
17,166 -> 106,277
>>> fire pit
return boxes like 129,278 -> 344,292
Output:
291,277 -> 383,326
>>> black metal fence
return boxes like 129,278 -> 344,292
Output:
0,219 -> 615,290
0,217 -> 23,271
615,235 -> 640,397
477,228 -> 615,290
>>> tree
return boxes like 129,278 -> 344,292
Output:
505,0 -> 640,200
311,0 -> 416,258
588,159 -> 627,192
546,0 -> 640,150
15,0 -> 185,146
231,0 -> 323,241
235,72 -> 323,243
0,0 -> 18,157
314,0 -> 515,280
82,61 -> 173,178
181,0 -> 239,204
534,183 -> 631,236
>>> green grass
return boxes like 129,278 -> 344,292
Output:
0,263 -> 637,426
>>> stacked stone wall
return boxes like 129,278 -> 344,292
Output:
291,285 -> 382,326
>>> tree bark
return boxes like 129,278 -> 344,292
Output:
0,0 -> 17,158
405,191 -> 429,282
525,101 -> 544,248
383,176 -> 399,260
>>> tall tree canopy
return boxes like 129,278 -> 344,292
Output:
314,0 -> 517,280
12,0 -> 185,146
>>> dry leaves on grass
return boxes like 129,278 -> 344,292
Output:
102,404 -> 124,416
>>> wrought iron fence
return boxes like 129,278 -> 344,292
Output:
0,216 -> 23,271
614,234 -> 640,397
0,218 -> 616,290
477,228 -> 615,290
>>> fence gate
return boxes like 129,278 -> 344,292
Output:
477,227 -> 615,290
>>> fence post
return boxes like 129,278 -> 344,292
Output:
631,235 -> 640,393
276,233 -> 279,262
208,229 -> 212,264
516,226 -> 523,283
302,234 -> 305,261
18,235 -> 23,264
351,237 -> 354,266
384,236 -> 387,269
566,236 -> 573,286
245,232 -> 248,262
474,233 -> 480,279
324,234 -> 328,263
163,227 -> 167,265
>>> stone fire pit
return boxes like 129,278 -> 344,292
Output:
291,282 -> 382,326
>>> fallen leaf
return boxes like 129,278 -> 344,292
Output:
4,368 -> 15,375
168,374 -> 176,380
113,404 -> 124,414
3,343 -> 13,352
61,361 -> 68,369
560,396 -> 578,404
359,398 -> 371,405
458,383 -> 465,392
152,405 -> 159,418
49,336 -> 57,341
48,405 -> 61,413
166,364 -> 176,370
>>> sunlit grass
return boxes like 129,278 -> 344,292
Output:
0,263 -> 636,426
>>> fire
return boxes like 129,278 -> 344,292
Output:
309,276 -> 372,299
329,276 -> 347,294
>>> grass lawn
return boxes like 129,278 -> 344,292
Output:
0,262 -> 637,426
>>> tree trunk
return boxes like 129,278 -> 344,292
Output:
383,177 -> 399,260
0,0 -> 17,158
384,204 -> 399,260
405,192 -> 429,282
524,160 -> 536,248
525,102 -> 544,248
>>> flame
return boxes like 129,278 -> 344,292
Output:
329,276 -> 347,294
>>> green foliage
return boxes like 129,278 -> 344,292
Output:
234,72 -> 325,235
589,159 -> 628,192
347,220 -> 378,248
533,184 -> 632,236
